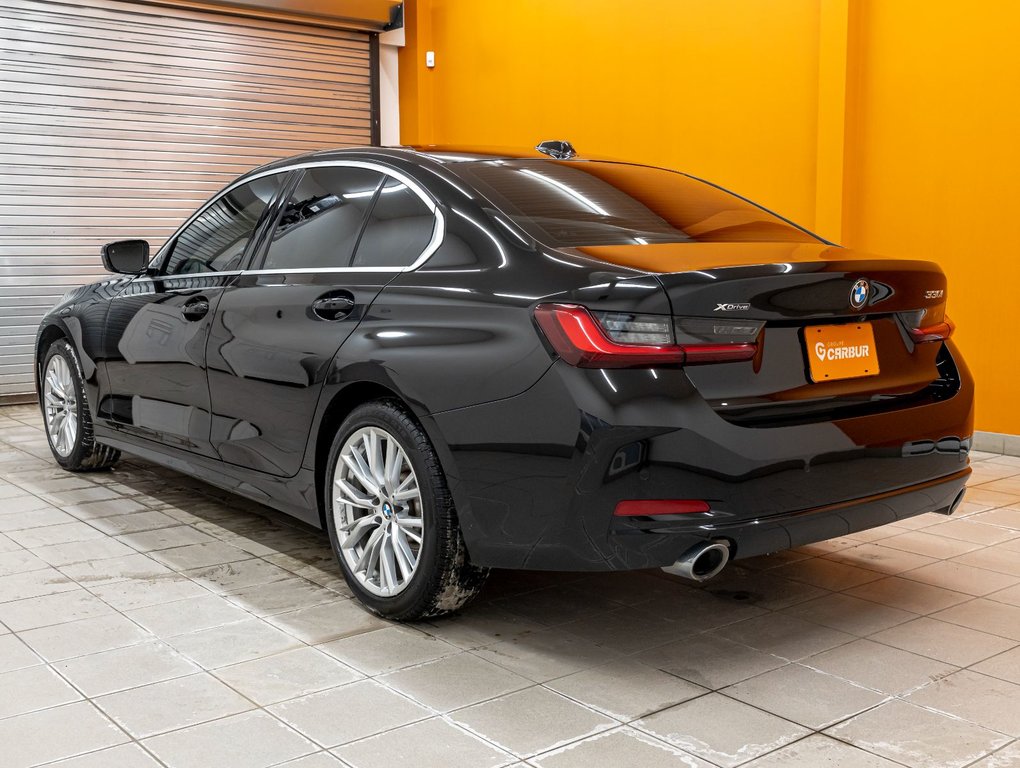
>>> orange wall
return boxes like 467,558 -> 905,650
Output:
399,0 -> 1020,434
841,1 -> 1020,435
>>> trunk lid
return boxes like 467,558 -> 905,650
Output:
566,242 -> 956,424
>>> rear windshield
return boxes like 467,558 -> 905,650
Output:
448,159 -> 821,247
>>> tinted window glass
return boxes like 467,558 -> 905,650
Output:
449,160 -> 820,246
164,174 -> 283,275
263,166 -> 384,270
352,178 -> 435,268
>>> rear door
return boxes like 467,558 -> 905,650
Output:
99,172 -> 286,455
205,162 -> 441,476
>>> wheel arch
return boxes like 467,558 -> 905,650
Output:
309,381 -> 469,539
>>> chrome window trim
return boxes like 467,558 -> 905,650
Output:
153,159 -> 444,278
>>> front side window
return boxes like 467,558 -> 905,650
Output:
351,177 -> 436,268
163,174 -> 284,275
262,166 -> 385,270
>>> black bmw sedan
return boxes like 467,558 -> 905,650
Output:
35,142 -> 973,620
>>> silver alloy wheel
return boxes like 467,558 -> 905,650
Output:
43,354 -> 78,458
332,426 -> 424,597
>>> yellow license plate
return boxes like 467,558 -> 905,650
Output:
806,322 -> 879,382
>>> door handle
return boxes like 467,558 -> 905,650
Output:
182,297 -> 210,321
311,292 -> 356,321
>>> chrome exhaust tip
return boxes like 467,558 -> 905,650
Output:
937,489 -> 968,516
661,540 -> 731,582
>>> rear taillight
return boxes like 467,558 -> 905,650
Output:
533,303 -> 758,368
908,317 -> 955,343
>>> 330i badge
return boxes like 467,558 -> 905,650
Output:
35,141 -> 973,620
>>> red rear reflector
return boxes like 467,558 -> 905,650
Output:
614,500 -> 711,516
909,317 -> 955,343
534,304 -> 757,368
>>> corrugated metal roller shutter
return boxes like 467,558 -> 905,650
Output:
0,0 -> 376,396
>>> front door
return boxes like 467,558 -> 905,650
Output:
98,173 -> 286,456
204,163 -> 440,476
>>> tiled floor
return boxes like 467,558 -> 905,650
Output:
0,403 -> 1019,768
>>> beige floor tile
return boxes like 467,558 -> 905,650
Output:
19,613 -> 150,661
934,598 -> 1020,641
269,679 -> 430,747
276,754 -> 347,768
42,743 -> 164,767
546,659 -> 708,720
846,575 -> 972,614
63,498 -> 148,520
473,628 -> 621,682
0,663 -> 81,718
116,526 -> 216,552
334,717 -> 513,768
806,638 -> 958,694
968,741 -> 1020,768
185,558 -> 294,593
225,577 -> 342,617
494,584 -> 624,627
88,511 -> 181,536
32,537 -> 138,567
558,607 -> 694,654
741,733 -> 902,767
637,633 -> 788,690
952,545 -> 1020,578
700,567 -> 829,611
972,646 -> 1020,685
822,542 -> 936,575
58,552 -> 172,587
149,540 -> 252,570
125,593 -> 250,637
9,518 -> 106,546
870,616 -> 1016,666
320,625 -> 459,676
0,566 -> 78,603
990,583 -> 1020,609
0,633 -> 41,672
713,612 -> 855,661
971,506 -> 1020,530
96,672 -> 254,738
769,557 -> 885,591
923,519 -> 1020,545
452,686 -> 615,758
420,604 -> 545,650
381,652 -> 532,712
213,646 -> 361,705
908,669 -> 1020,736
636,692 -> 809,768
265,600 -> 386,644
880,530 -> 984,559
0,588 -> 113,631
0,507 -> 77,532
89,575 -> 211,611
905,558 -> 1015,595
780,592 -> 916,636
0,549 -> 48,576
143,710 -> 316,768
826,699 -> 1011,768
56,640 -> 199,696
0,701 -> 129,768
725,663 -> 886,729
532,727 -> 713,768
168,617 -> 303,669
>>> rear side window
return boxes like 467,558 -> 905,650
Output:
163,174 -> 283,275
351,177 -> 436,268
449,159 -> 821,247
262,166 -> 384,270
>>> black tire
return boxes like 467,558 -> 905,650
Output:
324,399 -> 488,620
40,339 -> 120,471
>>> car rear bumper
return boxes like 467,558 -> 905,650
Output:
431,342 -> 974,571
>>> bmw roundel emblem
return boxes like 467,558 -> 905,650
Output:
850,279 -> 870,310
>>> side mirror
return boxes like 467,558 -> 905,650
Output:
101,240 -> 150,274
